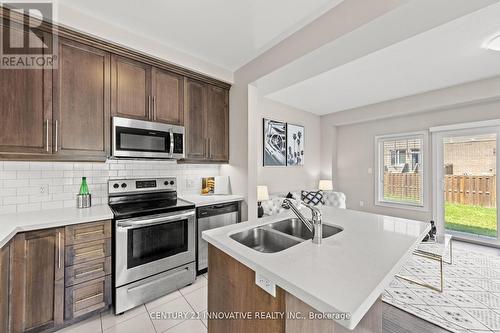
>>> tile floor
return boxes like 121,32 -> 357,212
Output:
57,273 -> 208,333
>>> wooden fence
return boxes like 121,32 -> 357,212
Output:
384,173 -> 497,208
383,173 -> 421,203
444,175 -> 496,208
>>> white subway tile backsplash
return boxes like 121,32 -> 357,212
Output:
42,170 -> 64,178
42,201 -> 64,210
0,171 -> 17,180
0,205 -> 16,215
4,179 -> 28,188
0,188 -> 16,197
29,195 -> 51,203
17,187 -> 44,196
73,163 -> 93,170
3,196 -> 29,205
109,164 -> 125,170
4,162 -> 29,171
0,160 -> 220,215
29,162 -> 53,170
17,171 -> 42,179
17,203 -> 41,212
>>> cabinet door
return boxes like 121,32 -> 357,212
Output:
184,78 -> 207,160
10,228 -> 65,333
206,85 -> 229,162
0,23 -> 52,156
53,39 -> 110,160
111,55 -> 152,121
0,244 -> 9,333
152,68 -> 184,125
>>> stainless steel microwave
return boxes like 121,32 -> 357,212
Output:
112,117 -> 185,159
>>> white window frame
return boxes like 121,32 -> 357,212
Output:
375,131 -> 429,211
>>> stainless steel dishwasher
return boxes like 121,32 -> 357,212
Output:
197,202 -> 240,274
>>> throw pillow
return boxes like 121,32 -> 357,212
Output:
301,190 -> 324,205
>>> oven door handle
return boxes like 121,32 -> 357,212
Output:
117,211 -> 195,229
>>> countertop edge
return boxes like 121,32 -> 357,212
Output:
180,195 -> 244,207
0,205 -> 114,248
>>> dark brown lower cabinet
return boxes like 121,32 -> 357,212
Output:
65,275 -> 111,321
64,220 -> 112,323
6,220 -> 112,333
0,243 -> 10,333
10,228 -> 65,333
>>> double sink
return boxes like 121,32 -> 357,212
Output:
230,218 -> 343,253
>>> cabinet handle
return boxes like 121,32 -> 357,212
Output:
45,119 -> 50,152
153,96 -> 156,119
148,96 -> 151,119
54,120 -> 59,152
208,138 -> 211,159
58,231 -> 62,269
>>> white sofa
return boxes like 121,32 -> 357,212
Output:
261,190 -> 346,217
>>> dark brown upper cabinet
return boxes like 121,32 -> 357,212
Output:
184,79 -> 229,163
184,78 -> 208,160
0,23 -> 53,157
206,85 -> 229,162
111,56 -> 184,125
10,228 -> 65,333
0,13 -> 230,163
111,55 -> 152,121
53,39 -> 111,161
152,68 -> 184,125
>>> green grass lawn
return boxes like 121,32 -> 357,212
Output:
445,203 -> 497,237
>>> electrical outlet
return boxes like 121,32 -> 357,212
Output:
255,272 -> 276,297
39,184 -> 49,195
185,178 -> 195,189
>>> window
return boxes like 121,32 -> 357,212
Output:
375,132 -> 427,209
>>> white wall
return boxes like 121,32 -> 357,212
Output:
257,98 -> 321,193
221,0 -> 403,222
320,76 -> 500,222
0,161 -> 219,215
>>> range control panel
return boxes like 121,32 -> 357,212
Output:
108,177 -> 176,194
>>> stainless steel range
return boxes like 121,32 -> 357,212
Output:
108,177 -> 196,314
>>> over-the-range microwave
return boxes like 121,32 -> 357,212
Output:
112,117 -> 185,159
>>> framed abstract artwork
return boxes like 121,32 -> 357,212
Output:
286,123 -> 304,166
263,118 -> 286,166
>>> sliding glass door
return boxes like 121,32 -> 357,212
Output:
434,126 -> 499,244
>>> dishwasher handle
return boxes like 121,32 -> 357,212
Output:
197,202 -> 239,219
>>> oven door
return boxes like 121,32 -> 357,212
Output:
115,209 -> 195,287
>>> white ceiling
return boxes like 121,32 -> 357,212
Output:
57,0 -> 343,71
267,2 -> 500,115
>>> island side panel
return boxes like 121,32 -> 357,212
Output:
207,244 -> 286,333
285,293 -> 382,333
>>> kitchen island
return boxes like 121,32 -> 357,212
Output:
202,206 -> 429,332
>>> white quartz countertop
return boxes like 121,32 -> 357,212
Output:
180,194 -> 243,207
203,206 -> 429,330
0,205 -> 114,248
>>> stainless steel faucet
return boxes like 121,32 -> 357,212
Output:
283,199 -> 323,245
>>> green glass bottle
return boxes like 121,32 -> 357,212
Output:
79,177 -> 89,195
